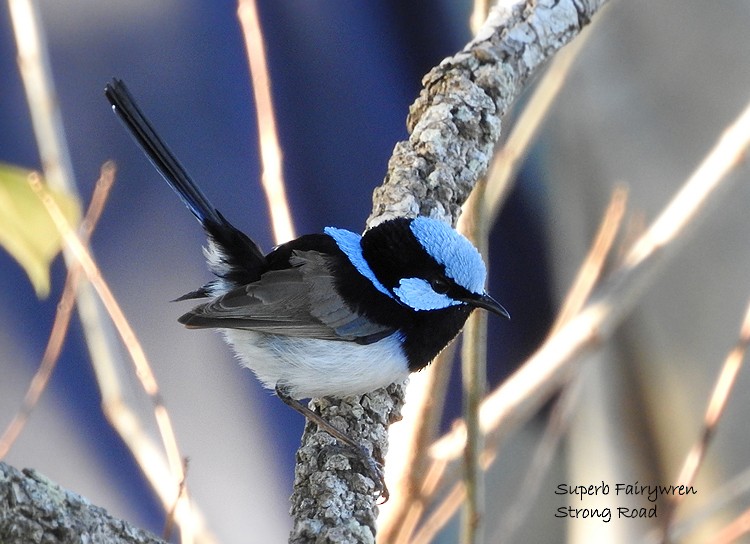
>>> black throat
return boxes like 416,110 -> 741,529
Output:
398,304 -> 473,371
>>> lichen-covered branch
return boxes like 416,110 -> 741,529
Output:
289,1 -> 608,542
369,0 -> 605,225
0,461 -> 164,544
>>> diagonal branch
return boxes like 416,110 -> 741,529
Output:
0,163 -> 116,460
378,20 -> 593,541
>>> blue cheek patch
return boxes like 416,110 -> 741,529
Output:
409,217 -> 487,294
324,227 -> 394,299
393,277 -> 461,311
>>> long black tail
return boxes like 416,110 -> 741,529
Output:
105,78 -> 266,290
105,78 -> 223,226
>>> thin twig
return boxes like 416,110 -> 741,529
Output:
10,0 -> 209,540
379,344 -> 456,544
497,187 -> 627,542
28,174 -> 199,544
0,163 -> 115,460
458,181 -> 490,544
8,0 -> 75,194
410,483 -> 467,544
661,295 -> 750,542
237,0 -> 295,243
424,96 -> 750,532
550,187 -> 628,334
164,457 -> 191,542
711,507 -> 750,544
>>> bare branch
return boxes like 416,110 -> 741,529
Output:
497,187 -> 627,541
237,0 -> 296,243
27,175 -> 205,544
664,295 -> 750,541
0,461 -> 165,544
0,163 -> 115,459
368,0 -> 607,225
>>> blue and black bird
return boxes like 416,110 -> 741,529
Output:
105,78 -> 509,494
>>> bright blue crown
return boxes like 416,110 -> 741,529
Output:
326,217 -> 488,308
409,217 -> 487,295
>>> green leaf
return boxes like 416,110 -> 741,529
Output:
0,163 -> 81,298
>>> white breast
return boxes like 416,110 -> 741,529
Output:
220,329 -> 410,399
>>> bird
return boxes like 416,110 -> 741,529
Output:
104,78 -> 509,498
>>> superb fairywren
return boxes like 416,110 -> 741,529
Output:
105,79 -> 508,496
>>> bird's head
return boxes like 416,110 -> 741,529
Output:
359,217 -> 509,318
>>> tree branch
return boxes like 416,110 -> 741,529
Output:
0,461 -> 164,544
289,1 -> 608,542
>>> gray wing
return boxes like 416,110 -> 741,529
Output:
178,250 -> 395,343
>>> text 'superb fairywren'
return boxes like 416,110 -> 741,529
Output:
105,78 -> 509,497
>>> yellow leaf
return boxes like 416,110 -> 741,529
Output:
0,163 -> 82,298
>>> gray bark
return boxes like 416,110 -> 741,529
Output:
0,461 -> 164,544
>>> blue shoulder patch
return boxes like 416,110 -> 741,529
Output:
324,227 -> 394,299
409,217 -> 486,294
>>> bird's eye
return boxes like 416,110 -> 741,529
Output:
430,277 -> 450,294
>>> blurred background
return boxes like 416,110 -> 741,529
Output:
1,1 -> 750,543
